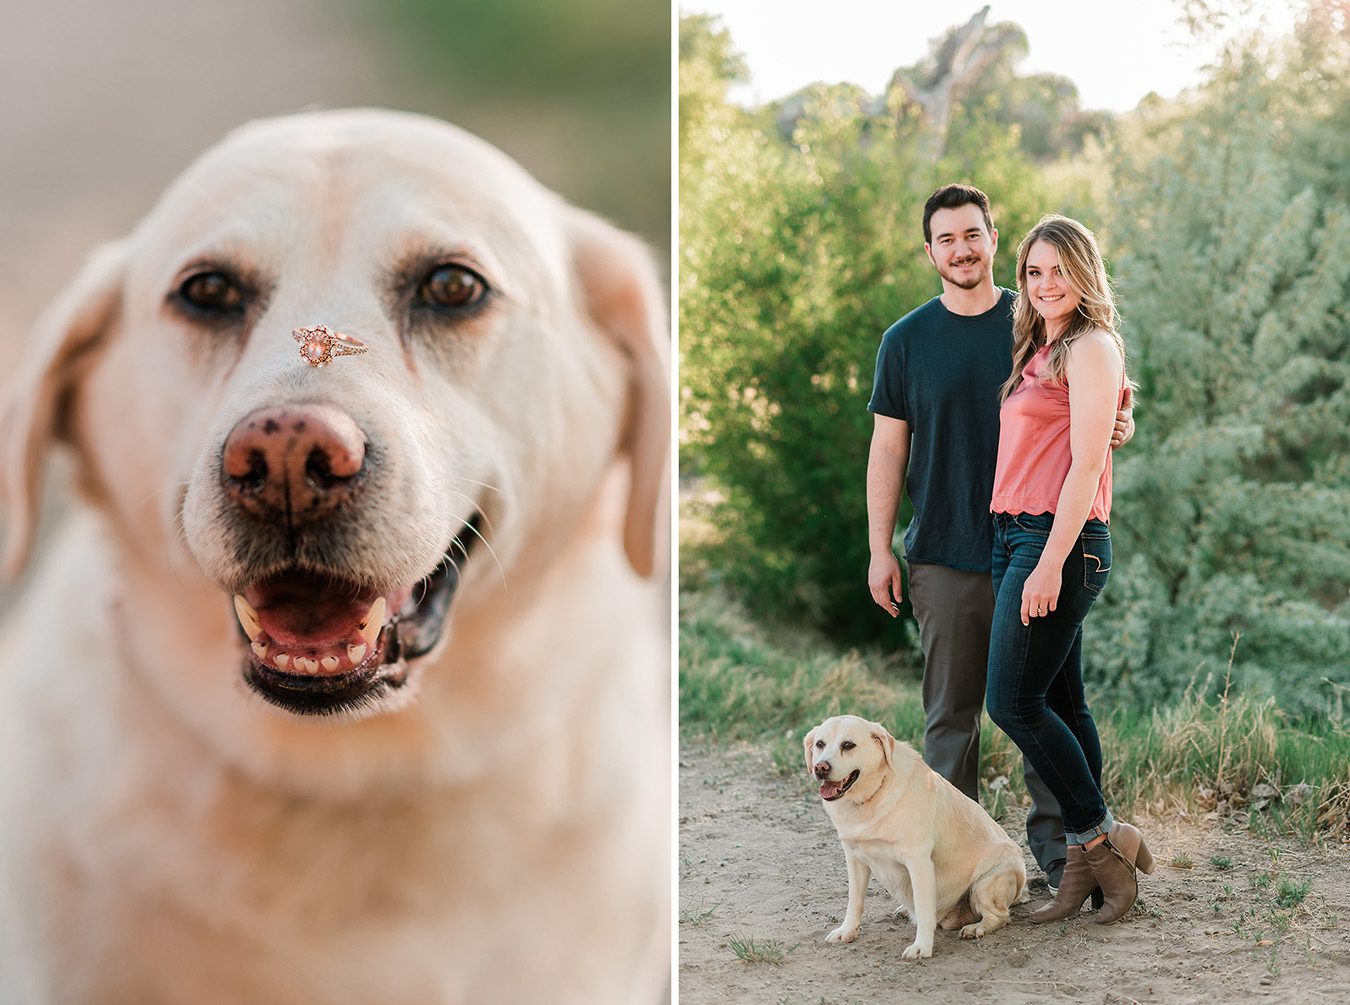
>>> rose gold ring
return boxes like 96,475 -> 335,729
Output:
292,325 -> 368,368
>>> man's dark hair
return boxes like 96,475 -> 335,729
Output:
922,184 -> 993,245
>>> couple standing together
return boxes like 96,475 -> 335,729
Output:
866,184 -> 1154,924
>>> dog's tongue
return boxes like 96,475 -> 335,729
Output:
239,572 -> 409,648
819,778 -> 845,800
255,598 -> 367,646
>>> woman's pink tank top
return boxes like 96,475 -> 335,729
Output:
990,343 -> 1123,522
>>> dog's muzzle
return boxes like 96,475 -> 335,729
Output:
816,764 -> 861,802
229,513 -> 481,717
215,402 -> 482,716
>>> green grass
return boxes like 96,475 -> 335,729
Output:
679,901 -> 719,927
1276,879 -> 1311,909
681,585 -> 1350,836
725,934 -> 789,964
1221,860 -> 1319,968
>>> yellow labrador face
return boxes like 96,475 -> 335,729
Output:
804,715 -> 894,802
9,110 -> 665,723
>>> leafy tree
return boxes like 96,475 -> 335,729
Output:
774,8 -> 1111,162
681,16 -> 1050,645
1092,3 -> 1350,719
679,13 -> 748,155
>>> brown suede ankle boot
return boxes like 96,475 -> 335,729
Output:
1085,821 -> 1155,925
1029,845 -> 1099,923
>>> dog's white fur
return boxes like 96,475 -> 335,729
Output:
0,110 -> 668,1004
805,715 -> 1025,960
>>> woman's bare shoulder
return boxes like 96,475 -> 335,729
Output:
1075,326 -> 1119,349
1066,329 -> 1123,382
1069,328 -> 1122,362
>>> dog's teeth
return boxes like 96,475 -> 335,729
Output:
233,595 -> 262,641
347,643 -> 367,665
274,654 -> 291,669
321,656 -> 340,672
297,657 -> 318,673
357,597 -> 386,648
357,596 -> 386,631
250,641 -> 268,659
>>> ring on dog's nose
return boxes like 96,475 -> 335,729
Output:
292,325 -> 368,368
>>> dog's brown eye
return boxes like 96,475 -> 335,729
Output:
841,741 -> 856,751
815,740 -> 824,749
417,264 -> 487,310
178,271 -> 245,314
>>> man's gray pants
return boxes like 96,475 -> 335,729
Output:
908,561 -> 1066,878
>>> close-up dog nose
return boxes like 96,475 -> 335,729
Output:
222,405 -> 367,524
813,760 -> 831,778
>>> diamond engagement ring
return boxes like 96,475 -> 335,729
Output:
292,325 -> 368,368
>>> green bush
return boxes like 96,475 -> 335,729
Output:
680,33 -> 1055,643
1092,17 -> 1350,719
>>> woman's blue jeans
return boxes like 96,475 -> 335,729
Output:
986,512 -> 1113,845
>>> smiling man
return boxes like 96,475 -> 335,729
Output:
864,183 -> 1131,892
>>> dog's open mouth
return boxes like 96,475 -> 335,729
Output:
819,770 -> 860,801
231,513 -> 481,716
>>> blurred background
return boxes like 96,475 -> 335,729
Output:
0,0 -> 670,604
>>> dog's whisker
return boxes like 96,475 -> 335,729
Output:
449,476 -> 505,497
132,473 -> 194,509
431,485 -> 508,591
457,517 -> 507,590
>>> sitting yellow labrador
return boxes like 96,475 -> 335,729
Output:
804,715 -> 1026,959
0,110 -> 668,1004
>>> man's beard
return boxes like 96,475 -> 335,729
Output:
937,257 -> 988,290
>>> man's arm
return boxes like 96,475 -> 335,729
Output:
866,413 -> 910,617
1110,384 -> 1135,448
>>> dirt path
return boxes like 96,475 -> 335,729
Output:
679,743 -> 1350,1004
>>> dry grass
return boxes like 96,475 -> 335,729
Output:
683,590 -> 1350,839
1100,643 -> 1350,839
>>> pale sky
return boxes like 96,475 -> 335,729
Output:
683,0 -> 1298,113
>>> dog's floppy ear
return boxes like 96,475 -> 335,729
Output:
869,722 -> 896,768
803,728 -> 817,775
0,241 -> 126,578
565,209 -> 669,578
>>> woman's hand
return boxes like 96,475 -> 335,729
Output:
1021,560 -> 1061,626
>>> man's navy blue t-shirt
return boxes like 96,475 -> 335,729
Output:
867,288 -> 1015,572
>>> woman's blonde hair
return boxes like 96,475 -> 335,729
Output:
999,214 -> 1130,402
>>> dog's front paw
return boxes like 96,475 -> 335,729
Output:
826,924 -> 859,944
901,940 -> 932,960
